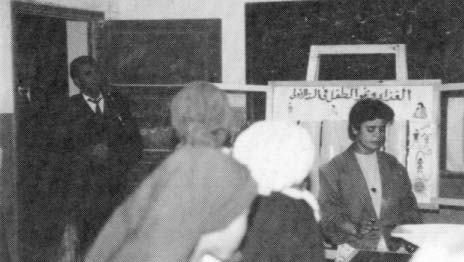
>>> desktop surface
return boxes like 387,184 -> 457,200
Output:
349,250 -> 412,262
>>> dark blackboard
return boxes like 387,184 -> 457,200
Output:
246,0 -> 464,84
112,84 -> 182,150
319,54 -> 396,80
101,19 -> 221,84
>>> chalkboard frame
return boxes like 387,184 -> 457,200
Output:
307,44 -> 408,81
440,89 -> 464,177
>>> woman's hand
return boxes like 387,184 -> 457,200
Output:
339,221 -> 359,236
189,212 -> 248,262
358,218 -> 379,236
339,218 -> 379,238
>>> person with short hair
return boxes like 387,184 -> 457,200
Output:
55,55 -> 143,256
84,81 -> 258,262
318,98 -> 422,252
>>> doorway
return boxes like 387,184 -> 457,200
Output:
14,13 -> 68,262
11,2 -> 103,261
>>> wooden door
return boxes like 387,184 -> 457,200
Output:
13,13 -> 69,262
10,3 -> 104,261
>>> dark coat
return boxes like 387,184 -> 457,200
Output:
240,192 -> 325,262
55,91 -> 143,252
318,144 -> 422,250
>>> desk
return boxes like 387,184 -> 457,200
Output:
349,251 -> 411,262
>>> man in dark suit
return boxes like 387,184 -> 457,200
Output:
55,56 -> 143,255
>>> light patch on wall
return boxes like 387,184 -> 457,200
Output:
67,21 -> 88,96
446,97 -> 464,172
0,0 -> 14,113
227,93 -> 246,108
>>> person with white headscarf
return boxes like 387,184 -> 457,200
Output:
233,121 -> 325,262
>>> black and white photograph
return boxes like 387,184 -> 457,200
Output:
1,1 -> 464,262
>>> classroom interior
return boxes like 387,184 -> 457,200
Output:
1,0 -> 464,261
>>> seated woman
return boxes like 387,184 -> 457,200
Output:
233,121 -> 325,262
318,98 -> 422,252
84,81 -> 258,262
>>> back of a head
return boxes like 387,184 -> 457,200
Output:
170,81 -> 232,147
348,98 -> 395,140
233,121 -> 315,195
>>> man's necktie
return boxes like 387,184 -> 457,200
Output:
88,97 -> 103,117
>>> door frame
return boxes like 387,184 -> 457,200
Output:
13,1 -> 104,58
10,2 -> 104,262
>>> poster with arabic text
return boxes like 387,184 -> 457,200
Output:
271,80 -> 441,205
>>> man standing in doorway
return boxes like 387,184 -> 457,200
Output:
55,56 -> 143,256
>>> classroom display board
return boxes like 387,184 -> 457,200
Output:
271,80 -> 441,205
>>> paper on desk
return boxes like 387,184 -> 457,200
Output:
391,224 -> 464,247
200,254 -> 222,262
335,243 -> 358,262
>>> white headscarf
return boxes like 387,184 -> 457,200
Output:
233,120 -> 320,221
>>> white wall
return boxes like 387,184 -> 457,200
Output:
67,21 -> 89,96
0,1 -> 14,113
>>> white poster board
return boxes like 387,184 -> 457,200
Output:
271,80 -> 441,205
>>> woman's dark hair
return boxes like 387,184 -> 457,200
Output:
348,98 -> 394,140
